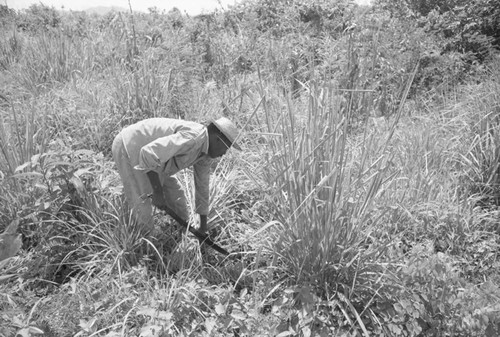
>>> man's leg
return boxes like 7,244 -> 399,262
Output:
112,134 -> 154,231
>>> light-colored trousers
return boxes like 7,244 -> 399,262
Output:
111,133 -> 190,231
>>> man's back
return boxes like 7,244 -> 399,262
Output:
119,118 -> 208,169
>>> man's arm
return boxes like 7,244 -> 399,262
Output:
146,171 -> 166,207
193,158 -> 211,233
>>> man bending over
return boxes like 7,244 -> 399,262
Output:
112,117 -> 241,233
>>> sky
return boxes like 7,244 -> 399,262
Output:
5,0 -> 372,15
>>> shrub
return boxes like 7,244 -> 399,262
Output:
376,0 -> 500,63
17,4 -> 61,33
0,5 -> 16,28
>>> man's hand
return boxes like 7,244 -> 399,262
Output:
199,214 -> 208,234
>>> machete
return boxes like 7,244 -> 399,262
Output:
156,205 -> 231,257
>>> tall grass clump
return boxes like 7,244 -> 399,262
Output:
262,82 -> 400,311
0,97 -> 51,191
13,32 -> 76,94
458,64 -> 500,207
0,29 -> 22,71
464,112 -> 500,207
109,53 -> 173,120
0,103 -> 43,224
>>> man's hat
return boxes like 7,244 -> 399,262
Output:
212,117 -> 242,150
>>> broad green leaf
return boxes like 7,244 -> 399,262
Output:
139,325 -> 162,337
2,220 -> 19,235
137,307 -> 157,317
15,328 -> 31,337
30,154 -> 41,167
0,274 -> 17,281
11,172 -> 43,180
276,330 -> 295,337
14,161 -> 31,173
79,318 -> 97,332
205,317 -> 217,334
215,303 -> 226,315
230,310 -> 246,320
156,311 -> 173,321
74,167 -> 94,177
28,327 -> 44,335
301,326 -> 312,337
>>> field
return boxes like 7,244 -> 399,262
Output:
1,1 -> 500,336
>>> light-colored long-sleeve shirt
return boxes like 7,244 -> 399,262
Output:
120,118 -> 211,215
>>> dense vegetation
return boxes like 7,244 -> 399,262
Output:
1,0 -> 499,335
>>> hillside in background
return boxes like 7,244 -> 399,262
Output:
84,6 -> 128,14
0,0 -> 499,336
